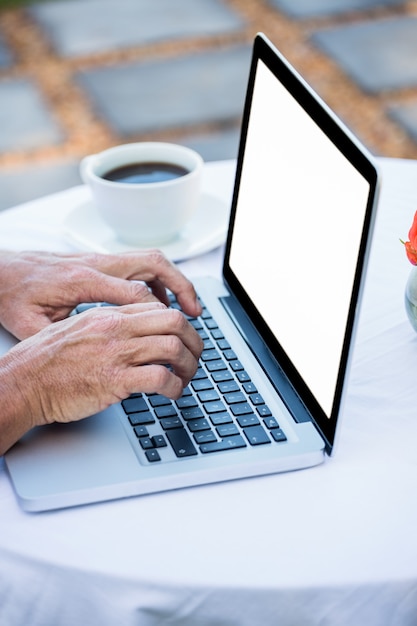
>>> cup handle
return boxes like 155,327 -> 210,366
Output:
79,155 -> 96,185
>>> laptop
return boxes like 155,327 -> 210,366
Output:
4,33 -> 380,512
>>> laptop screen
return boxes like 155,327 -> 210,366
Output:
224,35 -> 378,449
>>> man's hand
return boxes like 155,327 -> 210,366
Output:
0,249 -> 202,340
0,301 -> 204,455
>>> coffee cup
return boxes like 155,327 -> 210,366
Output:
80,142 -> 204,246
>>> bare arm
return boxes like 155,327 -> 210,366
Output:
0,302 -> 203,456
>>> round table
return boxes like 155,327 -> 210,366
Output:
1,158 -> 417,626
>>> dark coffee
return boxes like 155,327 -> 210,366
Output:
103,162 -> 189,184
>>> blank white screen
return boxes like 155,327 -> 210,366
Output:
229,61 -> 370,417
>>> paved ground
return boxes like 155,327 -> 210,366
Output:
1,0 -> 417,211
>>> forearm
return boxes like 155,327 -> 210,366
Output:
0,352 -> 36,455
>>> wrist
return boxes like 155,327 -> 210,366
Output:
0,349 -> 40,455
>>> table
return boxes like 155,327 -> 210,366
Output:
0,158 -> 417,626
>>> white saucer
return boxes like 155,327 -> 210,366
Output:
63,192 -> 230,262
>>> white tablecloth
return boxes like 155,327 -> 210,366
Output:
0,158 -> 417,626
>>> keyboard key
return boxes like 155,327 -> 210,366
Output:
224,391 -> 246,405
139,437 -> 154,450
209,412 -> 233,426
257,405 -> 272,418
210,328 -> 224,340
203,400 -> 227,414
204,318 -> 218,330
133,425 -> 149,437
218,380 -> 239,394
200,307 -> 212,320
122,396 -> 148,414
243,425 -> 271,445
181,406 -> 204,421
192,378 -> 214,392
74,302 -> 105,313
155,405 -> 178,419
128,412 -> 155,426
145,449 -> 161,462
176,396 -> 198,410
201,349 -> 221,362
264,416 -> 279,429
271,428 -> 287,442
211,370 -> 233,383
129,414 -> 150,428
230,360 -> 244,372
250,393 -> 265,406
149,395 -> 171,408
243,382 -> 257,394
223,349 -> 237,361
236,414 -> 260,428
160,417 -> 182,430
151,435 -> 168,448
217,424 -> 239,437
193,368 -> 208,380
230,402 -> 253,416
194,431 -> 217,444
236,371 -> 251,383
187,418 -> 211,432
200,435 -> 246,454
217,338 -> 231,350
166,428 -> 198,457
198,389 -> 219,403
205,360 -> 227,373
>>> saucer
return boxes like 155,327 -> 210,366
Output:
63,192 -> 230,262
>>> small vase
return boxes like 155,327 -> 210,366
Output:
405,265 -> 417,332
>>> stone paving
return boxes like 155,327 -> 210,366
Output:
312,15 -> 417,93
268,0 -> 406,19
76,44 -> 252,137
27,0 -> 245,57
0,78 -> 63,151
0,0 -> 417,211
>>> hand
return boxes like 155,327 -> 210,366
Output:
0,249 -> 202,340
0,301 -> 204,455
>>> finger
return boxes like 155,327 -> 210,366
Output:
82,304 -> 203,361
128,334 -> 199,388
71,274 -> 160,307
83,301 -> 167,317
123,364 -> 185,399
138,252 -> 202,317
92,250 -> 202,317
145,278 -> 170,307
123,307 -> 203,360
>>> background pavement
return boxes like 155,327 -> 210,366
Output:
1,0 -> 417,211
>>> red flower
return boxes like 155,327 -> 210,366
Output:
404,211 -> 417,265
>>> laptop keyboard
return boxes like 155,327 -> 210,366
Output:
121,294 -> 288,463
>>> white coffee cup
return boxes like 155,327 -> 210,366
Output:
80,142 -> 204,246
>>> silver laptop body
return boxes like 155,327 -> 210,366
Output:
5,33 -> 379,511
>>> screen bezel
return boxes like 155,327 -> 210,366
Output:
222,33 -> 379,452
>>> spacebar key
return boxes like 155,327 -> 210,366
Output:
166,428 -> 198,457
200,435 -> 246,454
